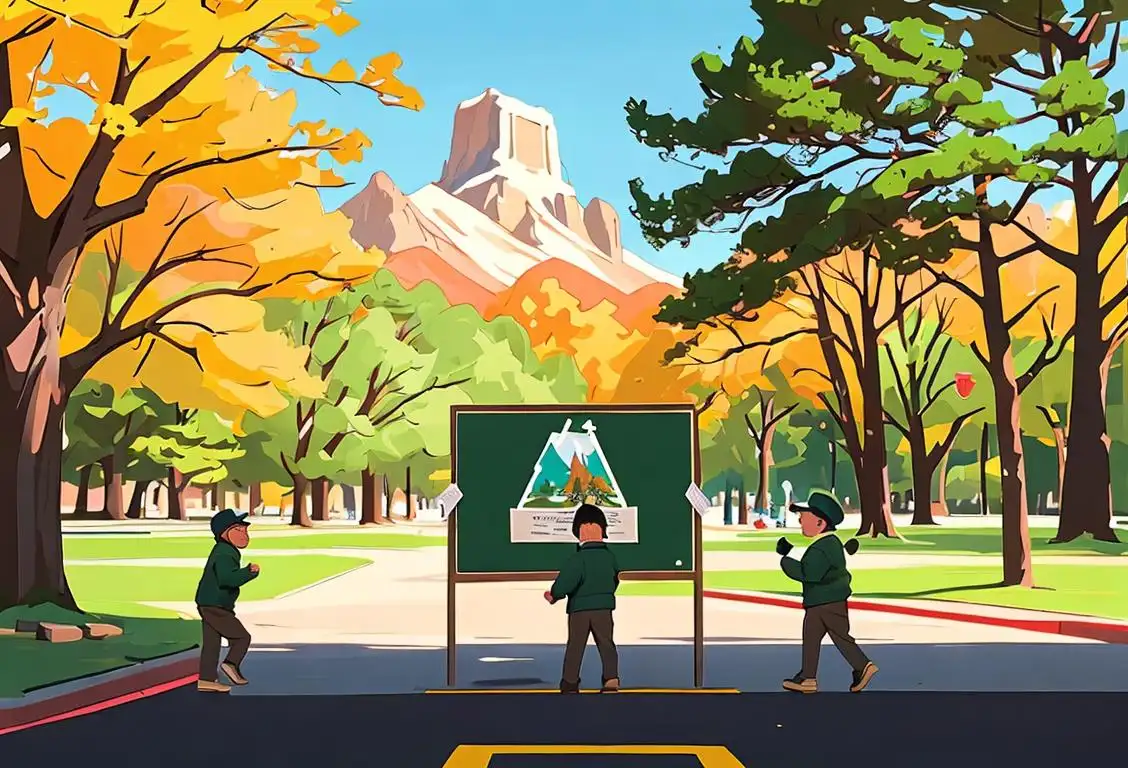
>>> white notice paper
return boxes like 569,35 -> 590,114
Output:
436,484 -> 464,516
685,483 -> 711,516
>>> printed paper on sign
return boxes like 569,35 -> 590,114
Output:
685,483 -> 710,516
437,484 -> 464,515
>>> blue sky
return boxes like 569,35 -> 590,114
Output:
252,0 -> 758,276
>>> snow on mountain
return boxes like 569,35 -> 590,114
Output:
340,88 -> 682,310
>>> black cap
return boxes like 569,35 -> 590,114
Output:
210,509 -> 250,539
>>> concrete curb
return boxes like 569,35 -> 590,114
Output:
703,590 -> 1128,643
0,649 -> 198,734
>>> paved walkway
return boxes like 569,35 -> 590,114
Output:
132,547 -> 1124,695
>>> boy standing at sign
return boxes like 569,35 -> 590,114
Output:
776,490 -> 877,694
544,503 -> 621,693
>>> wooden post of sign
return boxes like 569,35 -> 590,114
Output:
692,411 -> 704,688
446,503 -> 458,687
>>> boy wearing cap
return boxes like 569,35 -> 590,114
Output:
544,503 -> 621,694
776,490 -> 877,694
195,509 -> 260,693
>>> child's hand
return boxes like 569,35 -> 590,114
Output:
775,538 -> 794,556
249,563 -> 260,574
543,590 -> 556,604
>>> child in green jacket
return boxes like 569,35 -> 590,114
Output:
195,509 -> 260,693
544,503 -> 621,693
777,490 -> 877,694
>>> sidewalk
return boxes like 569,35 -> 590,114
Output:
705,589 -> 1128,643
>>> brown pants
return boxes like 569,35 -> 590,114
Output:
801,601 -> 869,679
197,605 -> 252,682
562,609 -> 619,684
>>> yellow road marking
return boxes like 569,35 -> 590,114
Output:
426,688 -> 740,694
442,744 -> 745,767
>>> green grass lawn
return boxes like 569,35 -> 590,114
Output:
66,554 -> 370,604
63,531 -> 445,560
620,564 -> 1128,620
703,527 -> 1128,556
0,603 -> 199,699
0,553 -> 368,699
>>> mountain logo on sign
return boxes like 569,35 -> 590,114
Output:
517,419 -> 628,509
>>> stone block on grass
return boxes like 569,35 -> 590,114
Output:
36,623 -> 84,643
83,623 -> 124,639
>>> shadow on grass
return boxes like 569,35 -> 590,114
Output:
0,603 -> 199,699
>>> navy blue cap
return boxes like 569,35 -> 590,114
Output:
210,508 -> 250,539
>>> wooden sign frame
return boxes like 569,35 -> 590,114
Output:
445,403 -> 704,688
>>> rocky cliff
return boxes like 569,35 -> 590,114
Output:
340,88 -> 681,313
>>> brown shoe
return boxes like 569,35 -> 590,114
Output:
197,680 -> 231,693
782,675 -> 817,694
600,677 -> 620,693
221,661 -> 248,686
850,662 -> 878,693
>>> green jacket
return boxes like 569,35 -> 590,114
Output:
780,533 -> 852,607
195,541 -> 258,610
550,542 -> 619,614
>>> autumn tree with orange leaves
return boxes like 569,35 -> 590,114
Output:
0,0 -> 420,611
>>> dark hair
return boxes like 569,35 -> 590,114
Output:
571,503 -> 608,539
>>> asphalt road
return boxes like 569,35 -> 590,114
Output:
3,688 -> 1124,767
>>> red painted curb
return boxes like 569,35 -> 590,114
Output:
703,589 -> 1128,643
0,657 -> 198,735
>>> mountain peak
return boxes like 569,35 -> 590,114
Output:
437,88 -> 573,201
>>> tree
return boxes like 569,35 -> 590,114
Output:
623,1 -> 1097,582
132,408 -> 244,521
0,1 -> 420,609
880,302 -> 985,524
63,381 -> 170,519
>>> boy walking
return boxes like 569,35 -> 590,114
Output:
544,503 -> 621,693
776,490 -> 877,694
195,509 -> 260,693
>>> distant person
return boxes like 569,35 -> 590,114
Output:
775,490 -> 876,694
195,509 -> 260,693
544,503 -> 621,693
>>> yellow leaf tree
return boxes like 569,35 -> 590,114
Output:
0,1 -> 420,610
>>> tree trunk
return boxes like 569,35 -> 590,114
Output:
126,481 -> 148,519
360,469 -> 380,524
855,297 -> 896,538
722,477 -> 734,525
1056,260 -> 1117,541
208,482 -> 220,510
74,464 -> 92,516
936,445 -> 951,516
290,475 -> 312,527
0,377 -> 78,611
978,216 -> 1034,585
755,421 -> 778,519
382,474 -> 392,520
100,455 -> 125,521
310,478 -> 329,522
405,466 -> 415,521
167,469 -> 187,521
342,484 -> 356,519
908,418 -> 936,525
737,477 -> 748,525
979,423 -> 990,516
249,482 -> 262,514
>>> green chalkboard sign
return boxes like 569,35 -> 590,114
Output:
451,404 -> 699,575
